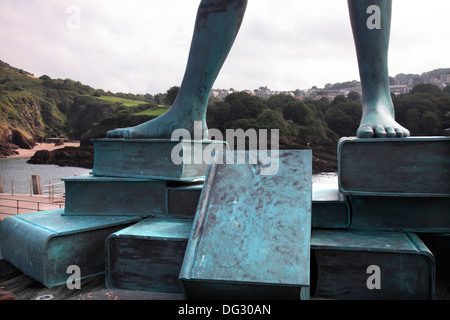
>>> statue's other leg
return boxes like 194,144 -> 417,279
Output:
108,0 -> 248,139
348,0 -> 410,138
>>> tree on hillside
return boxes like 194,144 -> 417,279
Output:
153,93 -> 166,105
164,86 -> 180,106
443,86 -> 450,95
323,95 -> 361,137
39,75 -> 51,81
225,92 -> 266,122
420,111 -> 441,136
304,97 -> 331,115
411,83 -> 442,95
206,100 -> 231,132
256,109 -> 290,135
347,91 -> 361,102
324,107 -> 354,137
393,84 -> 450,136
282,101 -> 314,126
266,94 -> 297,112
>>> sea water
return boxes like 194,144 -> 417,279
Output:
0,158 -> 91,195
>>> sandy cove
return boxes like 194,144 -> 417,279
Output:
6,142 -> 81,159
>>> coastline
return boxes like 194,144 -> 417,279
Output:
5,142 -> 81,159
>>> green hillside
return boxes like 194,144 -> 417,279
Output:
135,105 -> 170,117
0,61 -> 96,140
97,96 -> 147,107
0,60 -> 161,153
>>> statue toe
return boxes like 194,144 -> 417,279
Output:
357,126 -> 374,138
385,127 -> 397,138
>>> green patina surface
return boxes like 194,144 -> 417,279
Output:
180,150 -> 312,300
338,137 -> 450,197
106,217 -> 193,293
92,138 -> 228,181
0,210 -> 141,288
311,230 -> 435,300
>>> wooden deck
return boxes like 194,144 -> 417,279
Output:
0,258 -> 185,300
0,258 -> 105,300
0,194 -> 65,221
0,257 -> 448,300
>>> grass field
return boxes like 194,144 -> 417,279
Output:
97,96 -> 170,117
135,105 -> 170,117
97,96 -> 147,107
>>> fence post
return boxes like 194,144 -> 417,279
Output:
32,175 -> 43,195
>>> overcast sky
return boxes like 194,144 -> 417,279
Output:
0,0 -> 449,95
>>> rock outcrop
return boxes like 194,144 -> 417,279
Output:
0,127 -> 36,158
27,146 -> 94,169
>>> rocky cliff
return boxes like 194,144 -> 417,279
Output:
0,126 -> 36,158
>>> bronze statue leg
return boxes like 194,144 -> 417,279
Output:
108,0 -> 409,140
348,0 -> 410,138
107,0 -> 248,139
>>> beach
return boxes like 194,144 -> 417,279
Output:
7,141 -> 81,159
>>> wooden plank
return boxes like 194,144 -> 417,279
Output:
31,175 -> 43,195
0,286 -> 19,300
67,289 -> 185,300
0,259 -> 105,300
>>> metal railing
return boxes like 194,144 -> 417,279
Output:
1,175 -> 65,201
43,182 -> 65,202
0,196 -> 64,216
0,175 -> 66,216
